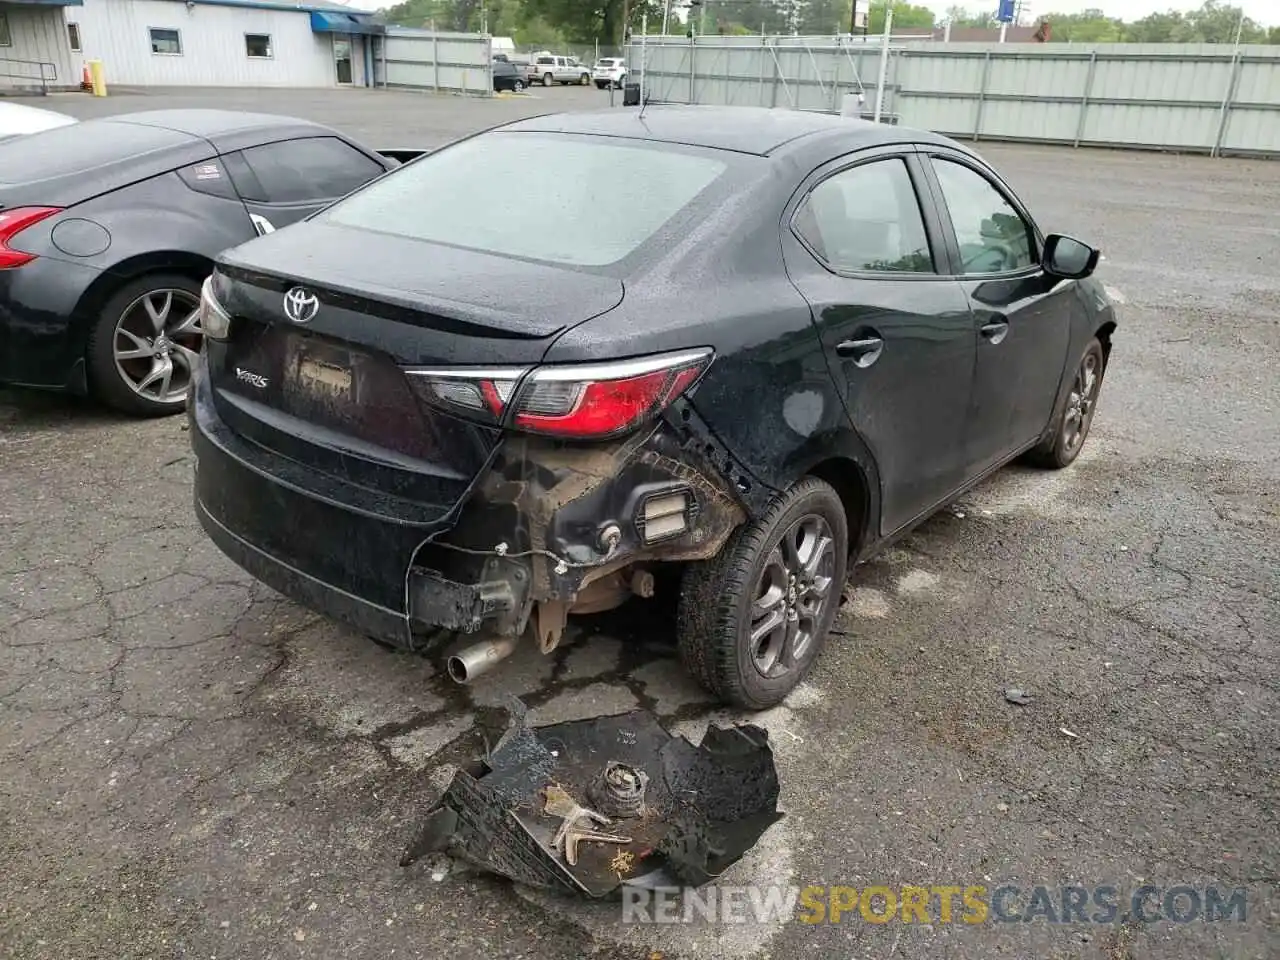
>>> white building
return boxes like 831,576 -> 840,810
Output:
0,1 -> 82,92
62,0 -> 384,87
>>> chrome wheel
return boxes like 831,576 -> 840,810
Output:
749,514 -> 837,679
112,288 -> 203,405
1062,351 -> 1100,455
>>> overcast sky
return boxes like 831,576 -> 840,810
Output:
333,0 -> 1277,27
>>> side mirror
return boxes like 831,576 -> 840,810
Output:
1043,234 -> 1100,280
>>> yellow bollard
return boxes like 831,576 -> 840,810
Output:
88,59 -> 106,97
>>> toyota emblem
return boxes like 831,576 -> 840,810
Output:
283,286 -> 320,324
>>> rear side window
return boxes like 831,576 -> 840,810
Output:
231,136 -> 384,204
322,132 -> 730,267
794,157 -> 934,274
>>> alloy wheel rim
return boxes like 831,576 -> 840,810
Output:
1062,353 -> 1099,454
112,288 -> 203,404
748,513 -> 836,679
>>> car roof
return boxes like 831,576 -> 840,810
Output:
100,108 -> 327,141
500,104 -> 953,157
0,108 -> 338,206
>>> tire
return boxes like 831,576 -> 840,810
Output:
677,477 -> 848,710
543,73 -> 554,87
1026,337 -> 1106,470
596,81 -> 607,89
514,79 -> 525,92
86,272 -> 205,417
579,73 -> 590,85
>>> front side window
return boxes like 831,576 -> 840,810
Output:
149,28 -> 181,55
232,137 -> 384,204
322,132 -> 731,268
793,157 -> 934,275
245,33 -> 272,58
931,157 -> 1036,275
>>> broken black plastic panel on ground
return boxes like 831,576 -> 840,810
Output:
403,698 -> 783,898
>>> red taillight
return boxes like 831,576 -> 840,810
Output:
0,206 -> 61,269
410,349 -> 712,440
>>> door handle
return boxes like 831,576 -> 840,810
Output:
980,318 -> 1010,344
836,336 -> 884,367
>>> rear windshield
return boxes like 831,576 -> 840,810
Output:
597,59 -> 619,66
322,132 -> 730,268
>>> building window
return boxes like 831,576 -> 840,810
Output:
149,28 -> 182,55
0,15 -> 11,48
245,33 -> 272,58
68,23 -> 82,52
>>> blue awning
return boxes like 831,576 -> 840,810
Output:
310,11 -> 385,35
6,0 -> 85,6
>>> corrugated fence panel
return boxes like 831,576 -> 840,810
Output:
1092,55 -> 1229,104
630,37 -> 1280,156
981,100 -> 1080,142
898,95 -> 981,137
986,55 -> 1091,98
899,50 -> 987,95
381,30 -> 490,95
1081,103 -> 1220,149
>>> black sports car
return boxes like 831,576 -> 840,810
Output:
0,109 -> 422,415
190,106 -> 1119,709
492,60 -> 527,92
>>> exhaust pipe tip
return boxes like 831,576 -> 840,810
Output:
446,635 -> 518,685
446,655 -> 471,684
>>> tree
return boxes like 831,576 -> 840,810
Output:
795,0 -> 850,34
1182,0 -> 1264,43
866,0 -> 934,33
1124,11 -> 1194,43
522,0 -> 663,43
944,6 -> 995,28
1038,8 -> 1125,42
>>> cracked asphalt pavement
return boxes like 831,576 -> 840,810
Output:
2,88 -> 1277,959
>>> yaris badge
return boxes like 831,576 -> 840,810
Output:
283,286 -> 320,324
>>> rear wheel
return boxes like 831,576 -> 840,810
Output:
677,477 -> 848,710
543,72 -> 554,87
579,73 -> 590,85
86,273 -> 204,417
1026,337 -> 1105,469
514,79 -> 525,92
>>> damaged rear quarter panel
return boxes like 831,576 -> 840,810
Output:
489,424 -> 747,600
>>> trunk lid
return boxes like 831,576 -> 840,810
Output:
208,223 -> 624,522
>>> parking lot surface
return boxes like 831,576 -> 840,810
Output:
2,88 -> 1277,960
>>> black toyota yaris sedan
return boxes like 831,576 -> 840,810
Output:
190,105 -> 1118,709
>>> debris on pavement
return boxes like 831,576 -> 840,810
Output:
1004,688 -> 1032,706
1060,727 -> 1079,739
401,697 -> 783,898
